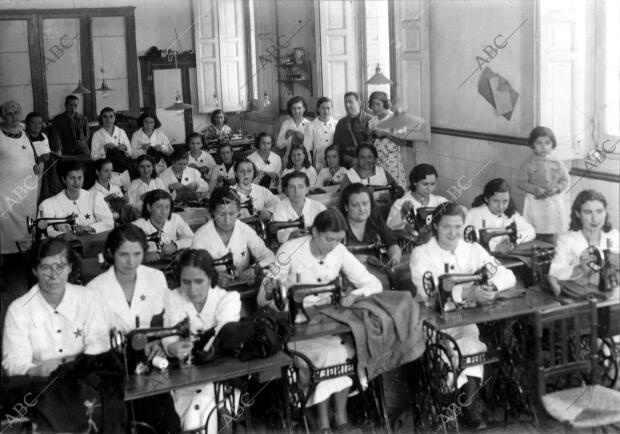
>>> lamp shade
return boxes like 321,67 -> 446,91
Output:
96,79 -> 114,92
165,90 -> 193,111
366,63 -> 392,85
71,81 -> 91,95
376,105 -> 425,143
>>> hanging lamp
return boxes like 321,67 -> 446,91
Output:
366,63 -> 392,85
71,80 -> 91,95
165,90 -> 193,111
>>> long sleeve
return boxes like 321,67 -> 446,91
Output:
90,192 -> 115,233
38,198 -> 62,238
90,130 -> 107,160
306,167 -> 318,190
2,307 -> 35,376
341,248 -> 382,297
333,120 -> 348,163
247,228 -> 275,267
130,130 -> 146,158
159,130 -> 173,155
83,291 -> 111,355
549,234 -> 578,280
257,241 -> 293,308
214,292 -> 241,334
409,245 -> 437,302
516,158 -> 539,195
276,120 -> 290,150
512,211 -> 536,244
173,215 -> 194,249
474,243 -> 516,291
555,159 -> 570,191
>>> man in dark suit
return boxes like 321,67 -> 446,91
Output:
51,94 -> 90,156
333,91 -> 372,168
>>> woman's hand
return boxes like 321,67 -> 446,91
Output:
533,186 -> 548,199
27,359 -> 63,377
75,225 -> 95,235
160,242 -> 177,257
400,201 -> 415,218
169,182 -> 184,190
463,284 -> 497,305
145,341 -> 166,361
257,210 -> 272,221
140,142 -> 150,150
387,245 -> 402,266
284,129 -> 297,139
167,340 -> 194,360
341,293 -> 363,307
118,143 -> 129,153
186,182 -> 199,191
547,275 -> 562,297
104,142 -> 117,150
289,229 -> 307,240
144,251 -> 161,263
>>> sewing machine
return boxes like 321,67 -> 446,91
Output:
266,216 -> 306,247
531,245 -> 556,287
286,277 -> 344,324
368,183 -> 405,201
240,215 -> 267,239
204,136 -> 255,155
422,265 -> 490,314
173,199 -> 209,212
145,231 -> 163,253
463,221 -> 518,251
110,318 -> 191,376
27,215 -> 78,241
345,236 -> 388,262
213,252 -> 237,279
587,243 -> 619,293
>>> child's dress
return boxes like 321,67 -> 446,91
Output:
517,154 -> 569,235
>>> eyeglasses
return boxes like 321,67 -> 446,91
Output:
37,262 -> 69,275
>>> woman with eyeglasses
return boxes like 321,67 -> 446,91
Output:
2,238 -> 109,377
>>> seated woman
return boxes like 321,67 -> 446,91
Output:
233,158 -> 280,220
38,161 -> 114,237
314,145 -> 347,190
258,208 -> 382,433
464,178 -> 536,252
3,238 -> 109,377
410,202 -> 516,428
387,164 -> 448,231
163,249 -> 241,433
186,132 -> 216,179
548,189 -> 619,297
132,189 -> 194,263
340,183 -> 402,267
87,224 -> 179,432
276,95 -> 310,162
247,132 -> 282,191
127,155 -> 168,210
191,187 -> 274,286
160,149 -> 210,201
271,171 -> 327,244
280,143 -> 318,192
209,142 -> 236,190
130,110 -> 173,159
90,158 -> 134,222
203,109 -> 232,140
90,107 -> 130,161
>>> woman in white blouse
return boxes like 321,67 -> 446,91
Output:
164,249 -> 242,433
258,208 -> 382,433
303,97 -> 337,170
130,110 -> 173,158
203,109 -> 232,140
247,132 -> 282,191
271,171 -> 327,244
127,155 -> 168,210
191,187 -> 275,287
548,189 -> 620,296
280,143 -> 318,192
186,132 -> 216,179
209,142 -> 237,191
3,238 -> 109,377
232,158 -> 280,220
91,158 -> 124,199
160,149 -> 210,200
132,189 -> 193,263
276,96 -> 310,162
314,145 -> 348,190
464,178 -> 536,252
387,164 -> 448,231
90,107 -> 130,161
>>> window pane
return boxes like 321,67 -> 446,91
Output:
365,0 -> 391,98
92,17 -> 129,112
0,20 -> 34,115
154,69 -> 186,144
604,0 -> 619,136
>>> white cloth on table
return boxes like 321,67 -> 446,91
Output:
130,128 -> 172,158
38,189 -> 114,237
302,117 -> 337,170
314,167 -> 347,189
160,167 -> 209,193
258,236 -> 382,406
127,178 -> 168,209
387,191 -> 448,231
2,283 -> 110,376
464,204 -> 536,251
232,183 -> 280,217
277,117 -> 310,164
270,197 -> 326,244
132,214 -> 194,251
410,237 -> 516,388
90,126 -> 130,160
280,167 -> 318,193
0,130 -> 38,253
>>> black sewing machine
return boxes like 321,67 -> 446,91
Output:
531,245 -> 556,287
404,206 -> 435,230
110,318 -> 191,376
145,231 -> 163,253
368,183 -> 405,201
172,198 -> 209,212
586,243 -> 619,293
273,276 -> 344,324
422,265 -> 490,314
27,215 -> 78,241
267,215 -> 306,247
345,235 -> 387,262
213,252 -> 237,279
463,221 -> 518,251
240,215 -> 267,239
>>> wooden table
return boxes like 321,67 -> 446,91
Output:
289,306 -> 351,342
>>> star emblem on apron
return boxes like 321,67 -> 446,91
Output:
84,214 -> 91,220
74,328 -> 83,338
140,294 -> 146,301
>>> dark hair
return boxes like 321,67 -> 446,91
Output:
254,132 -> 273,149
137,109 -> 162,129
234,158 -> 256,181
185,132 -> 205,148
324,144 -> 339,159
59,160 -> 84,180
356,143 -> 378,159
210,109 -> 227,125
65,95 -> 79,105
98,107 -> 116,126
344,91 -> 360,102
25,112 -> 43,125
31,237 -> 81,271
286,96 -> 307,117
528,126 -> 557,149
218,142 -> 233,153
282,170 -> 310,189
177,249 -> 219,288
135,154 -> 158,178
171,149 -> 189,162
286,143 -> 311,169
471,178 -> 516,217
368,91 -> 391,110
313,208 -> 348,233
141,189 -> 173,219
339,183 -> 375,216
104,224 -> 148,264
316,97 -> 332,111
209,186 -> 240,214
569,189 -> 612,232
409,164 -> 438,191
94,158 -> 113,175
430,202 -> 466,236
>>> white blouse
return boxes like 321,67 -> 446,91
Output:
191,220 -> 275,272
32,132 -> 51,157
91,126 -> 131,160
280,167 -> 318,193
127,178 -> 168,209
38,189 -> 114,237
303,117 -> 337,170
271,197 -> 327,243
188,151 -> 217,171
132,214 -> 194,251
549,229 -> 620,281
276,117 -> 310,163
209,163 -> 236,189
87,265 -> 171,333
247,151 -> 282,176
160,167 -> 209,194
130,128 -> 173,158
314,167 -> 348,189
387,192 -> 448,231
2,283 -> 110,376
90,181 -> 124,199
345,166 -> 389,186
410,237 -> 517,303
232,184 -> 280,217
464,204 -> 536,251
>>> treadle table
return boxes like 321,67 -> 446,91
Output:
17,230 -> 110,259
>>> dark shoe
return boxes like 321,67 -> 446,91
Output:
458,376 -> 488,430
333,422 -> 362,434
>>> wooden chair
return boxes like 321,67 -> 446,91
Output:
534,299 -> 620,431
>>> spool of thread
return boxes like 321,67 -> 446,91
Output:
151,355 -> 169,370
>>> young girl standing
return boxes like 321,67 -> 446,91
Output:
517,127 -> 569,244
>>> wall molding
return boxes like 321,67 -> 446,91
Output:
569,168 -> 620,184
431,127 -> 529,146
